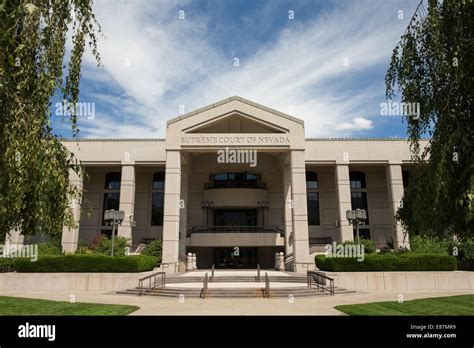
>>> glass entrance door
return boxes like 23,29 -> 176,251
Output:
214,247 -> 257,268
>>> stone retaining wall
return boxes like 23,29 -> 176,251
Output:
0,271 -> 154,292
326,271 -> 474,291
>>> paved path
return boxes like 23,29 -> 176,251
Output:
1,290 -> 472,315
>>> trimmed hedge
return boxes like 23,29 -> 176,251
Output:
13,254 -> 158,273
0,258 -> 15,273
315,253 -> 457,272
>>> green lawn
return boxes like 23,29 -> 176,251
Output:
335,295 -> 474,316
0,296 -> 139,316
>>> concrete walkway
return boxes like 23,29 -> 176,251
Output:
1,290 -> 472,315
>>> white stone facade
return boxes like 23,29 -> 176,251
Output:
49,96 -> 422,272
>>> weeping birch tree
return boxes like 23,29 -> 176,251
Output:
0,0 -> 101,239
386,0 -> 473,238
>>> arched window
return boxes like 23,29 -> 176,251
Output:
104,172 -> 121,190
151,172 -> 165,226
306,171 -> 318,189
350,171 -> 366,189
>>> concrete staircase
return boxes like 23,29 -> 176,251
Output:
117,270 -> 354,298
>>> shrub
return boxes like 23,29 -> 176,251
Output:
0,258 -> 15,272
93,235 -> 129,256
88,234 -> 105,251
341,238 -> 376,254
315,253 -> 457,272
451,238 -> 474,271
141,239 -> 162,261
14,254 -> 158,273
38,242 -> 63,256
409,235 -> 450,254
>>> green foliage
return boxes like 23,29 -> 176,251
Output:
409,235 -> 450,255
341,238 -> 376,254
335,295 -> 474,316
38,242 -> 63,256
141,239 -> 162,261
0,296 -> 139,315
451,238 -> 474,271
0,1 -> 101,240
386,1 -> 474,237
93,235 -> 129,257
315,253 -> 457,272
14,254 -> 157,273
408,235 -> 473,270
0,258 -> 15,273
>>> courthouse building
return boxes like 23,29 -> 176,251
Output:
13,96 -> 419,273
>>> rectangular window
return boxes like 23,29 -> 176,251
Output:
151,192 -> 164,226
102,192 -> 120,225
351,192 -> 369,225
307,192 -> 320,225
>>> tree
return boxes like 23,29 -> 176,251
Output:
386,0 -> 473,238
0,1 -> 100,240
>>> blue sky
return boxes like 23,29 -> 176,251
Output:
52,0 -> 418,139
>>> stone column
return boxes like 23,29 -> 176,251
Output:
61,168 -> 84,253
386,163 -> 409,249
335,164 -> 353,242
162,150 -> 181,272
118,163 -> 135,242
178,165 -> 188,256
290,150 -> 312,272
282,163 -> 293,256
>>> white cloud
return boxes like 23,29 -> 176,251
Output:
336,117 -> 373,131
76,0 -> 416,138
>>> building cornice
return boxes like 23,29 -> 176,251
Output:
166,96 -> 305,126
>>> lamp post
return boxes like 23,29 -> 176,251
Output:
346,208 -> 367,244
104,209 -> 125,256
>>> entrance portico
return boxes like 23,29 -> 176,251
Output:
162,96 -> 312,272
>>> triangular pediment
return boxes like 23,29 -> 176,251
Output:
183,112 -> 287,134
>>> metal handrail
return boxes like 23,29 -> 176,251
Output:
307,271 -> 335,296
178,252 -> 187,264
138,271 -> 166,296
201,272 -> 209,299
284,253 -> 294,264
187,225 -> 285,237
264,272 -> 270,298
210,264 -> 215,282
256,264 -> 261,282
